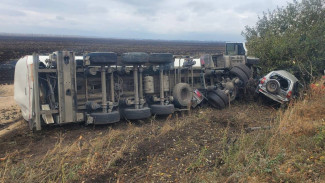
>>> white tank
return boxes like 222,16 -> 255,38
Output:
144,76 -> 154,94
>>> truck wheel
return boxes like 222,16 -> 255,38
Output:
173,83 -> 193,107
234,64 -> 251,79
149,53 -> 174,64
90,111 -> 120,124
230,67 -> 249,84
86,52 -> 118,65
122,107 -> 151,120
213,89 -> 229,106
150,104 -> 175,115
266,79 -> 280,94
121,52 -> 149,64
207,91 -> 226,109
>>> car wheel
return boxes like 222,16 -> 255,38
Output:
266,79 -> 280,94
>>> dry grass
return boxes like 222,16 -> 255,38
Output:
0,126 -> 135,182
205,78 -> 325,182
278,81 -> 325,136
0,80 -> 324,182
263,80 -> 325,181
0,112 -> 194,182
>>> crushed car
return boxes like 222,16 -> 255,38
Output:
256,70 -> 300,104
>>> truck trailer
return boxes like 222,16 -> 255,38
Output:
14,43 -> 258,130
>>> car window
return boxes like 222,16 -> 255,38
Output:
270,74 -> 291,91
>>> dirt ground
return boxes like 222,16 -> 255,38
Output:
0,85 -> 22,131
0,84 -> 277,182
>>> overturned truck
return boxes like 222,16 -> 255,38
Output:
14,43 -> 258,130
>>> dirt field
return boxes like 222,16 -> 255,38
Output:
0,85 -> 22,131
0,35 -> 225,63
0,35 -> 225,84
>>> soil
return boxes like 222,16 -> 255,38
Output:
87,104 -> 276,182
0,85 -> 22,131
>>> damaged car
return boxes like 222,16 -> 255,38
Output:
256,70 -> 300,104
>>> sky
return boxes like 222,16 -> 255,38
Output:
0,0 -> 290,42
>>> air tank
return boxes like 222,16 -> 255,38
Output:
144,76 -> 154,94
163,75 -> 169,92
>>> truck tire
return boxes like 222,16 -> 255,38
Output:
234,64 -> 251,79
173,83 -> 193,107
122,107 -> 151,120
90,111 -> 120,124
230,67 -> 249,84
122,52 -> 149,64
149,53 -> 174,64
213,89 -> 229,106
207,91 -> 226,109
266,79 -> 280,94
86,52 -> 118,65
150,104 -> 175,115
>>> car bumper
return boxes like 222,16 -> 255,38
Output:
256,88 -> 287,104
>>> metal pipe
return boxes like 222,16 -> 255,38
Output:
139,66 -> 143,101
169,70 -> 172,96
101,66 -> 107,113
174,67 -> 177,85
85,72 -> 88,102
109,67 -> 115,103
178,58 -> 181,83
133,65 -> 139,109
159,66 -> 164,105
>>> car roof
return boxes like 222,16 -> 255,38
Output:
272,70 -> 298,82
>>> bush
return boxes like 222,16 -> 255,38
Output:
243,0 -> 325,83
